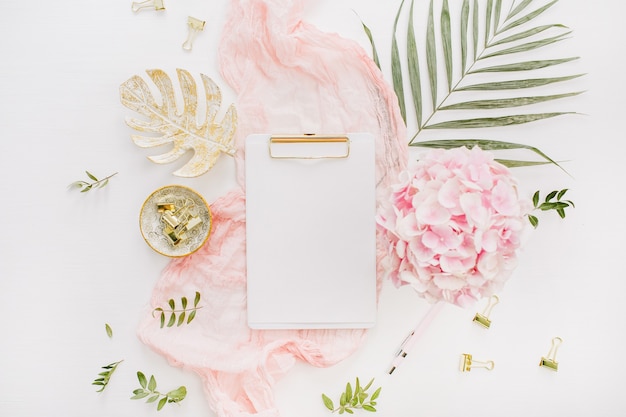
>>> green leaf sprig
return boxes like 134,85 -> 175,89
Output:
93,360 -> 123,392
69,171 -> 118,192
527,189 -> 574,228
322,377 -> 381,414
153,292 -> 202,328
131,371 -> 187,411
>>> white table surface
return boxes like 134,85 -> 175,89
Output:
1,1 -> 625,416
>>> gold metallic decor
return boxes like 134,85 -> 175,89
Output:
472,295 -> 500,329
182,17 -> 206,51
139,185 -> 212,257
120,68 -> 237,177
539,337 -> 563,371
459,354 -> 494,372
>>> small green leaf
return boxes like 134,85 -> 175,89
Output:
362,405 -> 377,412
528,214 -> 539,228
345,408 -> 354,414
557,189 -> 568,199
177,311 -> 186,326
148,375 -> 157,391
363,378 -> 374,391
167,386 -> 187,401
322,393 -> 334,411
194,291 -> 201,307
105,323 -> 113,338
167,313 -> 176,328
147,394 -> 160,403
181,296 -> 188,309
168,299 -> 175,310
340,392 -> 347,407
86,171 -> 98,181
533,191 -> 540,207
138,372 -> 147,389
345,382 -> 353,403
545,190 -> 558,202
157,397 -> 167,411
370,387 -> 382,401
187,310 -> 197,324
131,391 -> 150,400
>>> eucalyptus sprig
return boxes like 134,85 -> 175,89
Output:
322,377 -> 381,414
92,360 -> 123,392
131,371 -> 187,411
527,189 -> 574,228
153,292 -> 202,328
69,170 -> 118,192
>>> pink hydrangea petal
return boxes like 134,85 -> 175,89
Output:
433,274 -> 467,290
415,198 -> 451,225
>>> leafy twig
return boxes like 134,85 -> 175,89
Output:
153,292 -> 202,328
322,377 -> 381,414
68,171 -> 117,193
527,189 -> 574,228
131,372 -> 187,411
93,360 -> 123,392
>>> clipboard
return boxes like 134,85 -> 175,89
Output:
245,133 -> 377,329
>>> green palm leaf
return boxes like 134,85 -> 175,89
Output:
360,0 -> 582,170
400,0 -> 580,168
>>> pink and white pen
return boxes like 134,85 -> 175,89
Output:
388,302 -> 444,374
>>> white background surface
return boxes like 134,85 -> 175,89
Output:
1,0 -> 625,416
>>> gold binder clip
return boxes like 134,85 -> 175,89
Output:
460,353 -> 494,372
539,337 -> 562,371
131,0 -> 165,12
182,17 -> 206,51
473,295 -> 499,329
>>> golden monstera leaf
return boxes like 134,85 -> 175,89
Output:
120,68 -> 237,177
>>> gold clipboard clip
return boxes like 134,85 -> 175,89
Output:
269,134 -> 350,159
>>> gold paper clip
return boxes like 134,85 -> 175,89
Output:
460,353 -> 494,372
539,337 -> 563,371
182,16 -> 206,51
131,0 -> 165,12
473,295 -> 499,329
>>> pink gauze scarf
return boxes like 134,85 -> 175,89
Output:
136,1 -> 408,416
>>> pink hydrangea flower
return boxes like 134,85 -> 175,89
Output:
377,146 -> 531,308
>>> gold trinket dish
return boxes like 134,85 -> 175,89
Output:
139,185 -> 212,257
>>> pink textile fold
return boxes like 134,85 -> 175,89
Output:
137,1 -> 407,416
